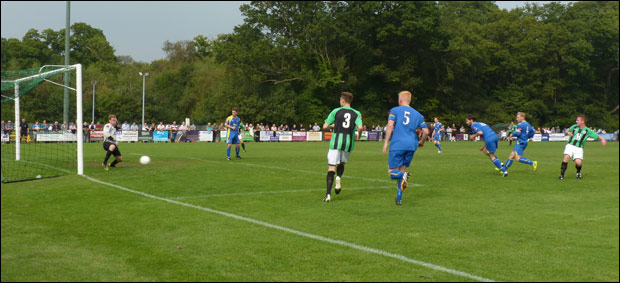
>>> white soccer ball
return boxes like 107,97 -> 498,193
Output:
140,156 -> 151,165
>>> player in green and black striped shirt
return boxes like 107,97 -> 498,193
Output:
507,121 -> 517,146
558,115 -> 607,180
321,92 -> 363,202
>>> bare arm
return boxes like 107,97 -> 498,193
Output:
420,128 -> 429,145
599,135 -> 607,146
356,125 -> 363,141
322,122 -> 333,130
470,131 -> 483,141
382,120 -> 395,154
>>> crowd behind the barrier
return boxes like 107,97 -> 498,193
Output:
1,118 -> 618,143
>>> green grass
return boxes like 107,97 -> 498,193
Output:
2,140 -> 618,281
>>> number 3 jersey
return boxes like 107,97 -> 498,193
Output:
324,106 -> 363,152
388,105 -> 427,151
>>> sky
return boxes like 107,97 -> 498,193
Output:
2,1 -> 573,63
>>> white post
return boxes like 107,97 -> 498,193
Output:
14,83 -> 20,161
141,72 -> 148,128
76,64 -> 84,175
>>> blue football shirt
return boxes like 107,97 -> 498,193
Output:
434,122 -> 443,135
512,121 -> 534,143
225,116 -> 241,138
471,122 -> 497,141
388,105 -> 427,151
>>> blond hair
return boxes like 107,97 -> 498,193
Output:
398,91 -> 412,103
517,112 -> 526,119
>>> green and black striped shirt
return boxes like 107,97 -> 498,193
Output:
566,124 -> 599,148
325,106 -> 363,152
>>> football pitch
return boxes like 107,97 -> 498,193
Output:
2,141 -> 618,282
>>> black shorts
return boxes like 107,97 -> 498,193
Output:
103,141 -> 121,157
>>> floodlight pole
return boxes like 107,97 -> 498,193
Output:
140,72 -> 149,128
91,81 -> 97,123
63,1 -> 71,124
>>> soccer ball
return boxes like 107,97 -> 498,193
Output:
140,156 -> 151,165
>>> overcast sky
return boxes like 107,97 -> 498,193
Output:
2,1 -> 573,63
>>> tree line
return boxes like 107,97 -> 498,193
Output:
2,1 -> 618,130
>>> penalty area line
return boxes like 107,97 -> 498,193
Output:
80,174 -> 493,282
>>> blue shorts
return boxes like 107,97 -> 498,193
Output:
433,134 -> 442,141
512,141 -> 528,155
484,136 -> 498,153
227,135 -> 240,145
388,150 -> 415,169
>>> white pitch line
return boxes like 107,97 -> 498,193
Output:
128,152 -> 423,187
80,174 -> 494,282
170,185 -> 395,200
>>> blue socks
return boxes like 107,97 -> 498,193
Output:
519,157 -> 533,165
235,147 -> 240,157
492,158 -> 503,170
503,159 -> 513,171
227,147 -> 231,158
390,170 -> 404,180
503,158 -> 533,170
390,170 -> 405,201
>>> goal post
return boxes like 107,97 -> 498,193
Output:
1,64 -> 83,182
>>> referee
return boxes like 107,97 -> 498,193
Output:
102,114 -> 123,170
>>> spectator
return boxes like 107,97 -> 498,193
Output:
190,123 -> 197,131
459,125 -> 466,134
130,122 -> 139,131
446,125 -> 453,142
69,122 -> 77,134
1,120 -> 5,132
83,122 -> 90,143
6,120 -> 14,132
95,121 -> 103,130
212,123 -> 218,142
170,121 -> 178,142
42,120 -> 49,133
254,127 -> 260,142
312,122 -> 321,132
157,122 -> 165,131
292,124 -> 297,132
142,123 -> 149,131
33,121 -> 41,133
177,122 -> 188,142
121,121 -> 130,131
52,121 -> 60,131
61,121 -> 69,132
149,123 -> 156,134
299,124 -> 306,131
271,124 -> 277,132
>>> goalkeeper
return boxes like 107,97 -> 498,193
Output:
102,114 -> 123,170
